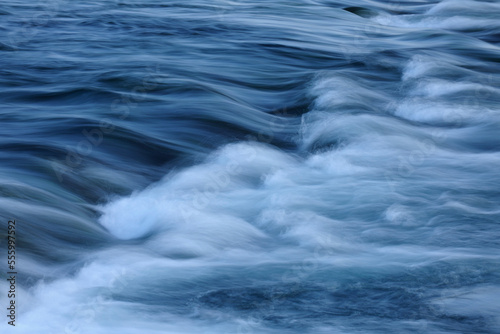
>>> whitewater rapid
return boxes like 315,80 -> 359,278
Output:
1,0 -> 499,333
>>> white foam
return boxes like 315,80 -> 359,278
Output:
309,75 -> 388,111
98,143 -> 295,244
17,130 -> 500,333
389,55 -> 500,124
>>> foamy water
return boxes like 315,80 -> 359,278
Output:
1,0 -> 500,333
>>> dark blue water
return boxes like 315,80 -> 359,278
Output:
1,0 -> 500,333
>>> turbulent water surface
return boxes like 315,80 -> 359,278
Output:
1,0 -> 500,333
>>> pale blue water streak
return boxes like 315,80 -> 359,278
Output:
0,0 -> 500,333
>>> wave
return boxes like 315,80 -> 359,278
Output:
1,0 -> 500,333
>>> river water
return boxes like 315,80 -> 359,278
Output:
1,0 -> 500,333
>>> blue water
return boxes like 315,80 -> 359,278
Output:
1,0 -> 500,333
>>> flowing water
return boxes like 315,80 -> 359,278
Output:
1,0 -> 500,333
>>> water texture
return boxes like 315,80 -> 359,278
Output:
1,0 -> 500,333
